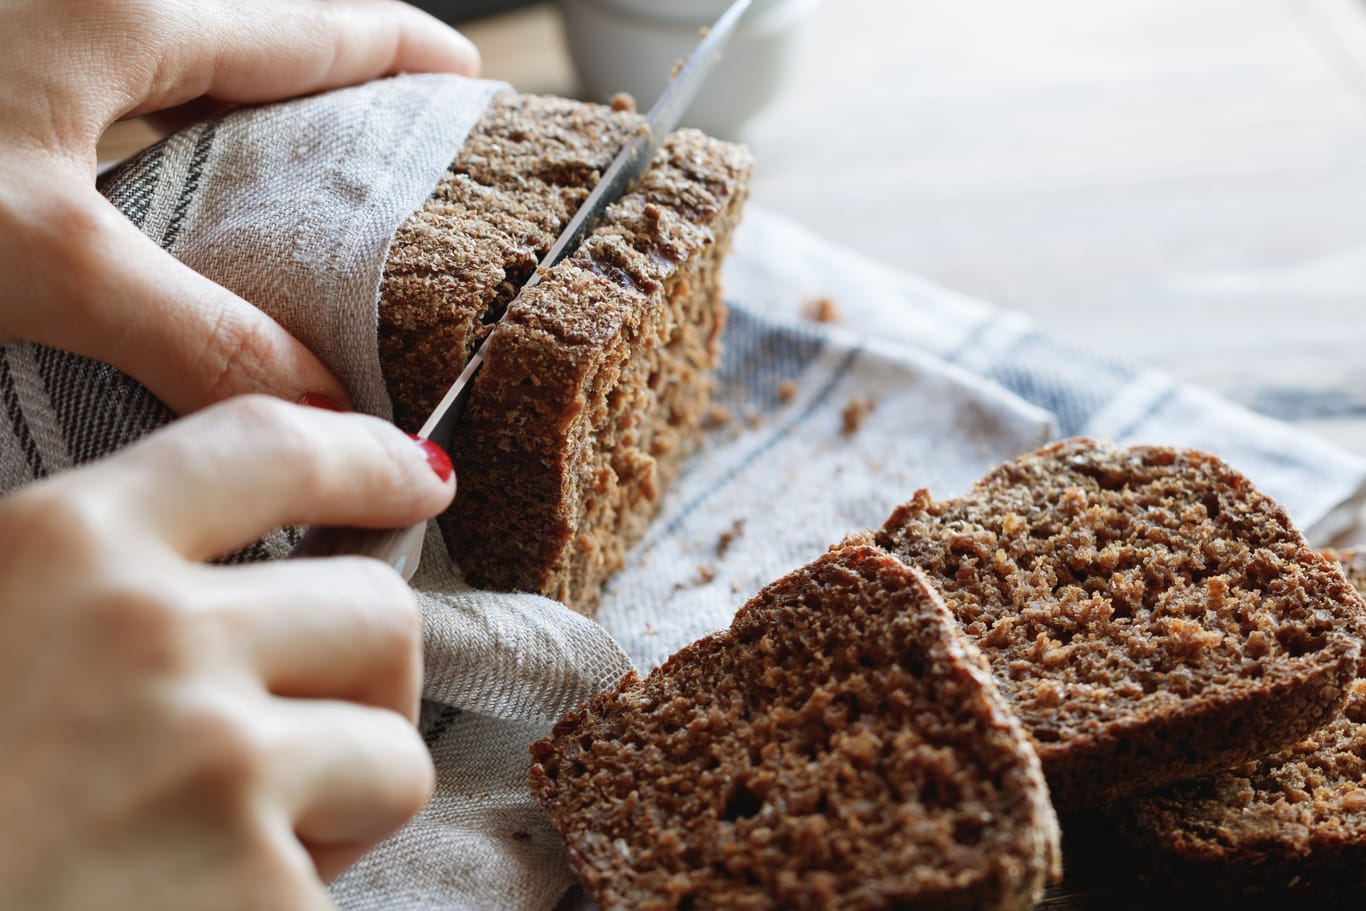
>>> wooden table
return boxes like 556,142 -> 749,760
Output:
96,7 -> 1366,903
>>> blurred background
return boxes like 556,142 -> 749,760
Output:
100,0 -> 1366,539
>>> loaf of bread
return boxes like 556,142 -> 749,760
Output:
529,545 -> 1062,910
867,438 -> 1365,808
379,94 -> 753,612
1110,548 -> 1366,907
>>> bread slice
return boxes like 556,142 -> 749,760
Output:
1110,548 -> 1366,907
379,93 -> 753,612
529,545 -> 1061,911
868,438 -> 1365,808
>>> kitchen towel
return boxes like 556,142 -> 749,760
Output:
2,73 -> 1364,910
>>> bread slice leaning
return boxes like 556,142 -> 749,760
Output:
530,545 -> 1061,911
868,438 -> 1365,808
1110,548 -> 1366,907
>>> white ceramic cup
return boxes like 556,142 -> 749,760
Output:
559,0 -> 819,138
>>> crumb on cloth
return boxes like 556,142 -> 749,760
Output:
777,379 -> 798,403
701,403 -> 733,430
716,519 -> 746,557
674,564 -> 718,590
841,397 -> 875,436
803,296 -> 842,324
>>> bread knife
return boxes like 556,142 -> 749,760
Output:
289,0 -> 753,579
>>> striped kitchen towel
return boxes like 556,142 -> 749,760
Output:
2,74 -> 1364,910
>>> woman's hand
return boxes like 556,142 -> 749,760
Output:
0,0 -> 479,414
0,396 -> 457,909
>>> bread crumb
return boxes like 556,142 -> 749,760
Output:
699,25 -> 711,38
674,564 -> 718,591
671,58 -> 685,79
716,519 -> 746,557
803,296 -> 842,324
610,92 -> 637,113
777,379 -> 798,403
841,397 -> 875,436
701,403 -> 733,430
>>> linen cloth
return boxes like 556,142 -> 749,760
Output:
1,73 -> 1363,909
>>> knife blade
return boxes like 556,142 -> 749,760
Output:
290,0 -> 753,579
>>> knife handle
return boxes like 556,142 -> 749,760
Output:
288,522 -> 428,581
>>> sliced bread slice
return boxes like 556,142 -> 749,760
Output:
869,438 -> 1365,808
1111,548 -> 1366,907
529,545 -> 1061,911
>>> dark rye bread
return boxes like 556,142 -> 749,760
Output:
1110,549 -> 1366,907
379,94 -> 753,612
381,93 -> 640,431
529,546 -> 1062,911
867,438 -> 1365,809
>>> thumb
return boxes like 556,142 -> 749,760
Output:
0,181 -> 350,415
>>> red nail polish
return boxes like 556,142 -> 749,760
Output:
297,392 -> 345,412
410,435 -> 454,483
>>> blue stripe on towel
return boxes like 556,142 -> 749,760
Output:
986,331 -> 1136,436
712,305 -> 829,413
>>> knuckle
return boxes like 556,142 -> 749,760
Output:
0,485 -> 113,565
94,578 -> 190,671
213,393 -> 296,431
343,558 -> 423,655
202,313 -> 285,403
389,722 -> 437,816
33,193 -> 123,316
173,698 -> 269,794
212,395 -> 331,489
210,394 -> 297,438
352,710 -> 436,821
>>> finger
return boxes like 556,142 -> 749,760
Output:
127,0 -> 481,117
87,396 -> 455,560
194,558 -> 424,721
267,700 -> 434,859
0,184 -> 352,414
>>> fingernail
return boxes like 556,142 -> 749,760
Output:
297,392 -> 345,412
410,435 -> 454,484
